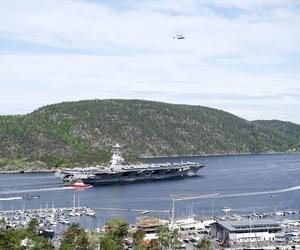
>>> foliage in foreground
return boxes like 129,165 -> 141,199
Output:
0,217 -> 215,250
100,217 -> 129,250
196,238 -> 213,250
59,223 -> 92,250
0,219 -> 53,250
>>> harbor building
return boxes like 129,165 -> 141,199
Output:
136,216 -> 165,233
210,219 -> 282,244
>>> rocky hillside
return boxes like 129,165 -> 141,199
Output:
252,120 -> 300,150
0,99 -> 299,169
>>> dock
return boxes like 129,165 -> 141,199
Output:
94,207 -> 170,213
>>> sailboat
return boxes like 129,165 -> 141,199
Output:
69,192 -> 80,217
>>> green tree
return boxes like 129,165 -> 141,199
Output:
106,217 -> 128,241
31,236 -> 54,250
0,219 -> 5,227
0,228 -> 27,250
133,228 -> 145,250
147,239 -> 160,250
157,225 -> 171,250
170,229 -> 181,249
27,218 -> 38,237
98,217 -> 129,250
196,238 -> 212,250
59,223 -> 92,250
99,234 -> 123,250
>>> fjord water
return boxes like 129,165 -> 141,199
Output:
0,153 -> 300,228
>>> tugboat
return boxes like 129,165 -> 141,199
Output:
56,143 -> 205,186
70,180 -> 92,189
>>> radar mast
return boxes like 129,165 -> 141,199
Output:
109,143 -> 125,169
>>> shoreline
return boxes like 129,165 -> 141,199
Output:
140,151 -> 300,159
0,169 -> 57,174
0,151 -> 299,174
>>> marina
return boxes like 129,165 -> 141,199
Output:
0,206 -> 96,229
1,204 -> 300,248
1,206 -> 300,228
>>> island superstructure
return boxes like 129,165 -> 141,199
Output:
55,144 -> 205,185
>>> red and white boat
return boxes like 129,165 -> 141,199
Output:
70,180 -> 92,189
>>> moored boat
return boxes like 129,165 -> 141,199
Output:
222,207 -> 231,213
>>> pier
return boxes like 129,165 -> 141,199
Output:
93,207 -> 169,213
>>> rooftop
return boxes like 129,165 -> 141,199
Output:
217,219 -> 281,232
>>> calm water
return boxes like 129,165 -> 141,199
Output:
0,153 -> 300,229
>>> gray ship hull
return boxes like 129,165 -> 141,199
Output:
56,145 -> 206,185
78,165 -> 204,185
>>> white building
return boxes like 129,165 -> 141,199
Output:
172,218 -> 216,231
210,219 -> 282,244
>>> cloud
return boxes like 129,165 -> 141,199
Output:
0,0 -> 299,123
1,0 -> 299,56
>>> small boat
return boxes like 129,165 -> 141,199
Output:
85,208 -> 96,217
60,219 -> 70,225
222,207 -> 231,213
68,209 -> 80,217
141,210 -> 149,215
22,193 -> 40,200
70,180 -> 92,189
68,210 -> 76,217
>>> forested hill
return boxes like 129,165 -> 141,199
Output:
0,99 -> 299,169
252,120 -> 300,149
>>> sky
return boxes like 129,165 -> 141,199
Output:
0,0 -> 300,123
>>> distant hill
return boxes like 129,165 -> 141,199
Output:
0,99 -> 299,169
252,120 -> 300,150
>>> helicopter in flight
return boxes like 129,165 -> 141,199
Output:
173,33 -> 186,40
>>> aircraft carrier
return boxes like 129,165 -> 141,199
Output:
55,144 -> 205,185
